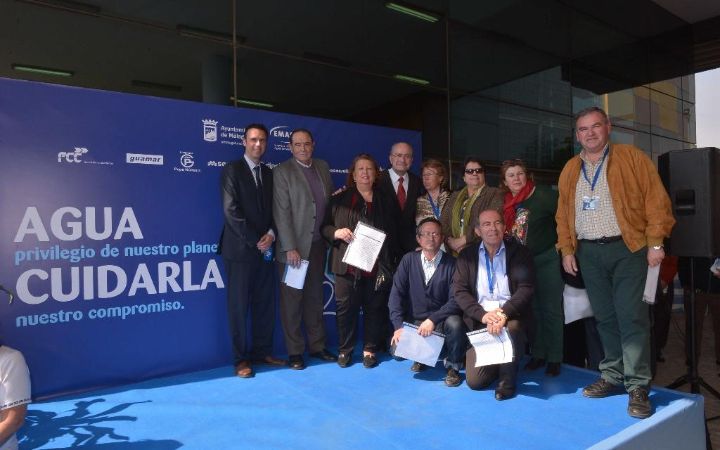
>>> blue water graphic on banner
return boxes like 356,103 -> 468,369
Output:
0,77 -> 421,398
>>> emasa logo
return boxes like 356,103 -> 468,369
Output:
57,147 -> 88,163
202,119 -> 218,143
173,151 -> 201,174
270,125 -> 291,152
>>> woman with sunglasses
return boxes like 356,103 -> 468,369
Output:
440,157 -> 503,256
500,158 -> 564,376
322,153 -> 399,369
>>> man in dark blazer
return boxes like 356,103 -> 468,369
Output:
273,129 -> 337,370
377,142 -> 423,256
218,123 -> 286,378
389,217 -> 466,387
453,209 -> 535,400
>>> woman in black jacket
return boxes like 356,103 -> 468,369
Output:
322,153 -> 398,369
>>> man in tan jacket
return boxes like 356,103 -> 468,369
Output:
556,106 -> 674,419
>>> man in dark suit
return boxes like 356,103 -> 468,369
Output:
453,209 -> 535,400
218,123 -> 286,378
388,217 -> 466,387
273,129 -> 337,370
378,142 -> 423,256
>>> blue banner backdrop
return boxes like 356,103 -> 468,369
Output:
0,77 -> 421,398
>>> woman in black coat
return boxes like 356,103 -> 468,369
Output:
322,153 -> 398,369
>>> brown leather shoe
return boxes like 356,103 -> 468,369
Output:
235,361 -> 254,378
253,355 -> 287,366
627,387 -> 653,419
583,378 -> 622,398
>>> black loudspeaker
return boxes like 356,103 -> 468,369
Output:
658,147 -> 720,258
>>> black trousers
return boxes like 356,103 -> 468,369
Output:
334,273 -> 388,354
224,255 -> 275,364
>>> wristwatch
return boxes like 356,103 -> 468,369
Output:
651,245 -> 664,250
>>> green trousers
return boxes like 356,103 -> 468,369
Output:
577,240 -> 651,392
530,246 -> 565,362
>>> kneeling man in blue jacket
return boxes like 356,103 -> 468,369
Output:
389,217 -> 466,387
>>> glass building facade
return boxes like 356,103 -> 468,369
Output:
2,0 -> 711,188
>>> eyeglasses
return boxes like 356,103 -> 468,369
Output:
417,231 -> 440,238
464,168 -> 484,175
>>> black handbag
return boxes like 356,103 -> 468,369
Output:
559,251 -> 585,289
374,260 -> 394,292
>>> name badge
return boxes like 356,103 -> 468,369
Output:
582,195 -> 599,211
481,297 -> 500,311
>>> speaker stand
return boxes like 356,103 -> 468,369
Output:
666,258 -> 720,427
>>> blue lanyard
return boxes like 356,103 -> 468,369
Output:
580,147 -> 609,192
485,251 -> 496,295
427,193 -> 441,219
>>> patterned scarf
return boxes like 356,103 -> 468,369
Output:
503,180 -> 535,231
451,185 -> 483,238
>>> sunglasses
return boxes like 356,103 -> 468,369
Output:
464,168 -> 484,175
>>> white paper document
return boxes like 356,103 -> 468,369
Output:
341,221 -> 386,272
282,260 -> 309,290
642,264 -> 660,305
393,322 -> 445,367
563,285 -> 594,324
467,328 -> 513,367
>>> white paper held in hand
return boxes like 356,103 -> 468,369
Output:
282,260 -> 310,290
393,322 -> 445,367
467,328 -> 513,367
341,221 -> 386,272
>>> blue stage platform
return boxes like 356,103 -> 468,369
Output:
19,356 -> 704,449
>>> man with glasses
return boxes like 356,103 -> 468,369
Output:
378,142 -> 423,255
388,217 -> 466,387
556,106 -> 675,418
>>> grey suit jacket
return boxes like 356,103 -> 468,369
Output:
272,158 -> 334,264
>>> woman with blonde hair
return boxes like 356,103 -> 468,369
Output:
416,158 -> 451,224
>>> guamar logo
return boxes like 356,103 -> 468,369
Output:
126,153 -> 164,165
203,119 -> 218,142
180,152 -> 195,168
57,147 -> 88,163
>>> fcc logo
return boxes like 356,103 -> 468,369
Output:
57,147 -> 88,163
